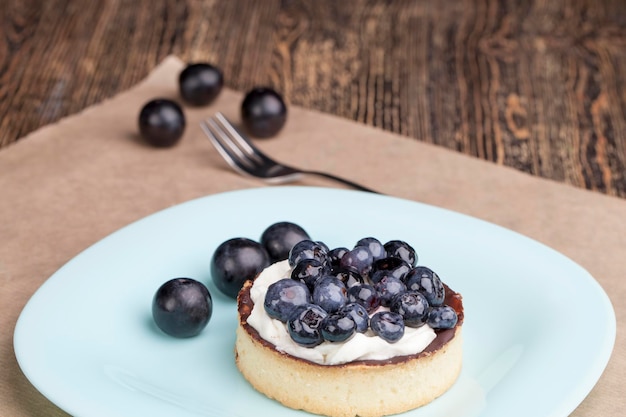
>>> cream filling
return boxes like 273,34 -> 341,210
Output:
246,260 -> 437,365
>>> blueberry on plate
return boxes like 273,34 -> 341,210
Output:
264,278 -> 311,322
287,304 -> 327,347
260,221 -> 310,262
370,311 -> 405,343
210,237 -> 270,299
152,278 -> 212,338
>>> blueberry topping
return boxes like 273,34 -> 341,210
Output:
370,311 -> 405,343
347,284 -> 380,314
384,240 -> 417,266
374,276 -> 407,307
405,266 -> 445,306
339,246 -> 374,278
230,231 -> 460,348
287,304 -> 327,347
355,237 -> 386,262
152,278 -> 212,338
315,241 -> 330,253
327,247 -> 349,271
260,221 -> 310,262
291,258 -> 328,290
333,267 -> 364,288
339,303 -> 369,333
427,306 -> 458,329
312,276 -> 347,313
390,291 -> 429,327
289,240 -> 328,267
210,237 -> 270,299
370,257 -> 411,283
321,311 -> 357,342
264,278 -> 311,322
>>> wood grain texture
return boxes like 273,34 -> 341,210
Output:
1,0 -> 625,196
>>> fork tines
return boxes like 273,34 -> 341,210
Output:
200,112 -> 262,171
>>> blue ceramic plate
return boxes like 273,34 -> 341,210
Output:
14,187 -> 615,417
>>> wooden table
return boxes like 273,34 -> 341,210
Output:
1,0 -> 625,197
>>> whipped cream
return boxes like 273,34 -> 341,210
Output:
246,260 -> 437,365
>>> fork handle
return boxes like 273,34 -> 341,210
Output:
303,170 -> 380,193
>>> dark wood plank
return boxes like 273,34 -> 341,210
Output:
0,0 -> 625,197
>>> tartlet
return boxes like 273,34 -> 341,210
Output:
235,263 -> 464,417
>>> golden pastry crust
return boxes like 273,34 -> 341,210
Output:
235,279 -> 464,417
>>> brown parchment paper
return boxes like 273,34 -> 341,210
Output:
0,56 -> 623,416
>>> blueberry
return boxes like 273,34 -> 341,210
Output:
370,311 -> 405,343
347,284 -> 380,314
427,306 -> 458,329
138,99 -> 185,147
152,278 -> 212,338
260,221 -> 310,262
316,241 -> 330,253
264,278 -> 311,322
355,237 -> 386,261
374,276 -> 407,307
241,87 -> 287,138
312,276 -> 347,313
404,266 -> 445,306
287,304 -> 327,347
288,240 -> 328,267
210,238 -> 270,299
291,258 -> 328,290
390,291 -> 429,327
321,311 -> 357,342
339,246 -> 374,278
384,240 -> 417,266
370,257 -> 411,283
178,63 -> 223,106
328,247 -> 349,271
333,267 -> 364,288
340,303 -> 369,333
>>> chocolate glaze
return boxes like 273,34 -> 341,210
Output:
237,279 -> 464,368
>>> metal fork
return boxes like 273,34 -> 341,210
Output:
200,112 -> 379,193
